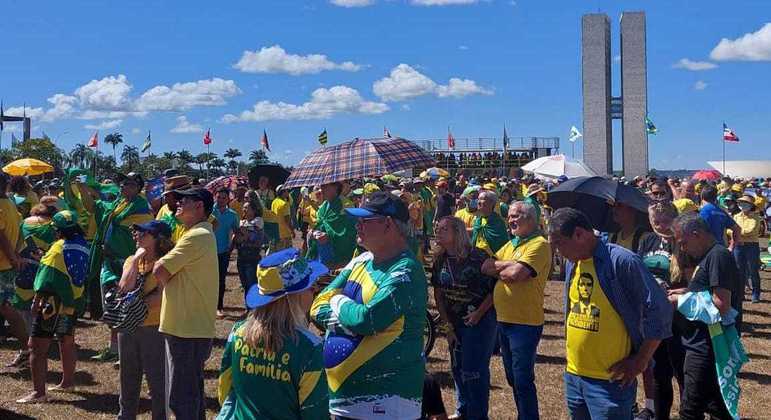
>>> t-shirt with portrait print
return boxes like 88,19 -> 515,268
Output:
431,247 -> 496,328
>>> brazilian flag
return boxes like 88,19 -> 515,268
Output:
34,237 -> 90,314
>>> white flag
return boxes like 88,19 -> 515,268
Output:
569,126 -> 583,142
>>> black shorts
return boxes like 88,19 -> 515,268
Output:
31,295 -> 76,339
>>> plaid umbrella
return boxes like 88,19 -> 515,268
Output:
205,175 -> 248,194
283,137 -> 435,189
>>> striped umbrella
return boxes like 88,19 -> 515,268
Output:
283,137 -> 435,189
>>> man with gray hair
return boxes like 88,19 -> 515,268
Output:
668,212 -> 741,420
482,200 -> 552,419
471,190 -> 508,256
310,191 -> 428,419
547,207 -> 671,420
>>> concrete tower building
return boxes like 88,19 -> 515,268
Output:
581,11 -> 649,178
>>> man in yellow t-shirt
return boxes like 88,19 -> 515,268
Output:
482,200 -> 552,419
271,186 -> 293,253
152,187 -> 218,420
734,195 -> 763,302
546,207 -> 671,420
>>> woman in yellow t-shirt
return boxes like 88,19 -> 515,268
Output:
116,220 -> 174,420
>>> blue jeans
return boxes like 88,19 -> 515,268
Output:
451,309 -> 497,420
498,322 -> 543,420
236,258 -> 259,299
734,244 -> 761,301
564,372 -> 636,420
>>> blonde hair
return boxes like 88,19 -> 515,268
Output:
242,293 -> 309,353
435,216 -> 471,260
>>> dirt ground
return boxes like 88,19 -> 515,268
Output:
1,256 -> 769,420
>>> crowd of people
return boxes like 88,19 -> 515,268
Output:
431,151 -> 537,170
0,164 -> 766,419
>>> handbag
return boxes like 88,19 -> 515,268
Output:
101,272 -> 151,334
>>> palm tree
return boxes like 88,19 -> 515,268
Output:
121,145 -> 141,172
227,160 -> 239,175
175,150 -> 193,174
177,150 -> 193,165
104,132 -> 124,162
224,148 -> 242,174
249,150 -> 268,165
69,143 -> 90,168
162,151 -> 177,161
195,153 -> 208,174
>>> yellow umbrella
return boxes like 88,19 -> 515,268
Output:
2,158 -> 54,176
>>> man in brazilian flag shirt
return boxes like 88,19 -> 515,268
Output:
311,191 -> 427,419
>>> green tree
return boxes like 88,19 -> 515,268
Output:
11,137 -> 67,173
104,132 -> 124,162
121,145 -> 141,172
69,143 -> 92,168
224,148 -> 242,175
249,149 -> 268,165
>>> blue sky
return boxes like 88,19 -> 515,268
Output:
1,0 -> 769,170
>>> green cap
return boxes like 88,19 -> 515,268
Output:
52,210 -> 79,230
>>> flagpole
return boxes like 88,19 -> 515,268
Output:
722,133 -> 726,175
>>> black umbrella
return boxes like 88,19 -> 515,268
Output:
248,164 -> 291,188
547,176 -> 650,232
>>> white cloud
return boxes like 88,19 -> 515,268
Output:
131,128 -> 141,135
710,23 -> 771,61
78,110 -> 147,120
401,104 -> 411,111
3,94 -> 77,123
3,106 -> 45,120
672,58 -> 718,71
135,78 -> 241,111
693,80 -> 708,90
459,45 -> 469,50
410,0 -> 478,5
75,75 -> 133,110
436,78 -> 493,97
373,64 -> 492,101
170,116 -> 204,133
84,119 -> 122,130
330,0 -> 374,6
373,64 -> 437,101
233,45 -> 362,75
221,85 -> 388,122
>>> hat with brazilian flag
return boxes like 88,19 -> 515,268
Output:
245,248 -> 329,309
52,210 -> 80,231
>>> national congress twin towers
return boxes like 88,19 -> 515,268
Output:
582,12 -> 648,178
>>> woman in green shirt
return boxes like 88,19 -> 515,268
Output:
218,248 -> 329,420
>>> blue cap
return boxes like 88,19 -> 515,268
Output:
131,220 -> 172,238
345,191 -> 409,222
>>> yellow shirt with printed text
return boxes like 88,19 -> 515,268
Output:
566,258 -> 631,380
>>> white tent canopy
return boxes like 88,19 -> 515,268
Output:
521,154 -> 596,179
707,160 -> 771,179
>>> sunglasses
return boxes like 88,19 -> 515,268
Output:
356,216 -> 387,226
